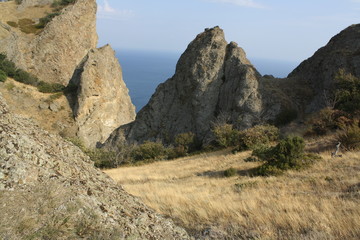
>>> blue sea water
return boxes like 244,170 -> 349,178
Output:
116,49 -> 299,112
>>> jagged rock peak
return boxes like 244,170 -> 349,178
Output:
0,93 -> 190,239
105,26 -> 262,148
73,45 -> 136,148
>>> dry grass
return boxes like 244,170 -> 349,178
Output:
105,149 -> 360,239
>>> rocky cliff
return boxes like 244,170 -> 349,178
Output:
0,93 -> 189,239
0,0 -> 98,85
105,27 -> 264,147
0,0 -> 136,149
73,45 -> 136,148
288,24 -> 360,112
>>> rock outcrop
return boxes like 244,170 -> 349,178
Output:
0,0 -> 136,148
288,24 -> 360,112
0,0 -> 98,85
73,45 -> 136,148
105,27 -> 263,147
0,93 -> 189,239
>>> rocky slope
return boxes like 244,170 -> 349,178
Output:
288,24 -> 360,112
0,0 -> 135,148
0,93 -> 189,239
73,45 -> 136,148
105,27 -> 265,147
0,0 -> 97,85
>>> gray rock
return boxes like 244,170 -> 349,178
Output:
0,93 -> 190,239
105,27 -> 263,147
38,102 -> 49,110
49,102 -> 60,112
73,45 -> 136,148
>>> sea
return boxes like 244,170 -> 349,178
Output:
116,49 -> 299,112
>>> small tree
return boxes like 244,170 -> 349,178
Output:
254,136 -> 319,176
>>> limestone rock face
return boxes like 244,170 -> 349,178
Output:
288,24 -> 360,112
74,45 -> 136,148
0,0 -> 98,85
105,27 -> 262,147
0,93 -> 189,239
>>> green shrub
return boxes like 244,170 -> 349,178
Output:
36,12 -> 61,29
236,124 -> 279,151
224,167 -> 237,177
0,55 -> 17,77
337,123 -> 360,151
13,69 -> 39,86
274,108 -> 298,126
254,136 -> 320,176
334,69 -> 360,114
87,149 -> 117,169
0,70 -> 7,82
37,81 -> 65,93
15,0 -> 23,4
131,141 -> 166,161
212,124 -> 239,148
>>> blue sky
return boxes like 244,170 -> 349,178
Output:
96,0 -> 360,62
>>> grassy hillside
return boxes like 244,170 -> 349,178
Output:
105,148 -> 360,239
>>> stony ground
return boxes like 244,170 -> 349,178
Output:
0,93 -> 190,239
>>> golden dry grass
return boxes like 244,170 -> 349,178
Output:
105,149 -> 360,239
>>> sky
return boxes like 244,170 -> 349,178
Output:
96,0 -> 360,62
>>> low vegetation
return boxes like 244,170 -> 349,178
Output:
0,53 -> 73,94
253,136 -> 321,176
105,150 -> 360,239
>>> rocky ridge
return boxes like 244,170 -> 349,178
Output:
105,27 -> 264,147
0,93 -> 189,239
288,24 -> 360,112
106,24 -> 360,147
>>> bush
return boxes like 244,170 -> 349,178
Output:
0,54 -> 17,77
274,108 -> 298,126
305,108 -> 352,136
236,124 -> 279,151
36,13 -> 61,29
0,70 -> 7,82
253,136 -> 320,176
18,18 -> 38,34
87,149 -> 117,169
13,69 -> 39,85
334,69 -> 360,114
131,141 -> 166,161
37,81 -> 65,93
174,132 -> 196,156
212,124 -> 239,148
224,167 -> 237,177
337,123 -> 360,151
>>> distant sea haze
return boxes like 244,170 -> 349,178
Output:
116,49 -> 299,112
